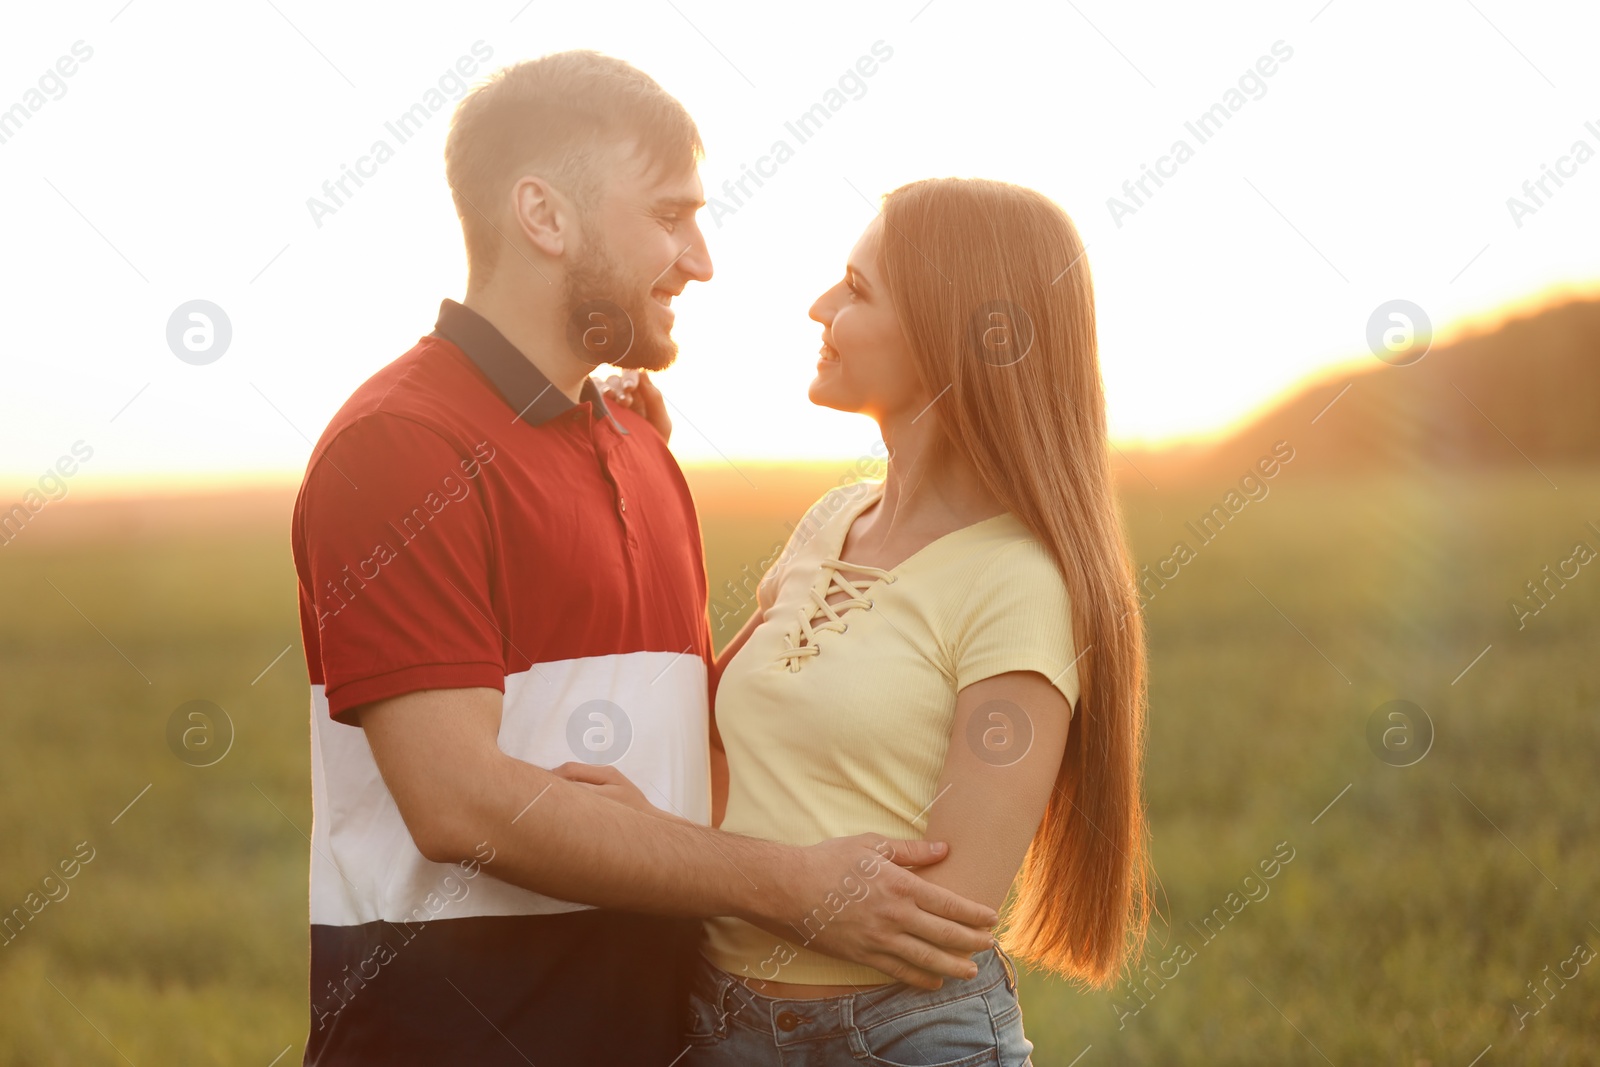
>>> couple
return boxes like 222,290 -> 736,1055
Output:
291,49 -> 1150,1066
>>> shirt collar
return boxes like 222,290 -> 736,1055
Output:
431,298 -> 619,429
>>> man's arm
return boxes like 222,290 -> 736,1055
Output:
359,686 -> 998,989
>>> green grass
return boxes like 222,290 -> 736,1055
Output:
1,470 -> 1596,1064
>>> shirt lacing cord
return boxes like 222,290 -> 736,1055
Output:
776,558 -> 897,672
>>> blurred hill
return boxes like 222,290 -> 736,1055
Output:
1120,297 -> 1600,487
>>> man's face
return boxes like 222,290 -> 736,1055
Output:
562,146 -> 712,371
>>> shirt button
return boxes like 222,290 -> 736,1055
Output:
775,1010 -> 801,1032
618,497 -> 627,512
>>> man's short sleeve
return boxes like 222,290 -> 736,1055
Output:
952,540 -> 1080,714
294,413 -> 505,723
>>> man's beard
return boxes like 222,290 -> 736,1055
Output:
562,240 -> 677,372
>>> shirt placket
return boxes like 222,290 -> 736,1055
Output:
589,408 -> 638,550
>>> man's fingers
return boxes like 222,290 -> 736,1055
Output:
862,952 -> 945,992
853,919 -> 978,986
871,840 -> 1001,924
551,762 -> 618,785
633,370 -> 662,402
880,933 -> 982,983
620,370 -> 670,441
895,904 -> 996,959
906,875 -> 1000,929
877,837 -> 949,869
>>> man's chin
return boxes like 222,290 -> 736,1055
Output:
610,332 -> 677,372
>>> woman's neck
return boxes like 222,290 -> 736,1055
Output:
871,409 -> 1003,542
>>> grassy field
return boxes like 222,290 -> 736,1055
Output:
1,466 -> 1596,1064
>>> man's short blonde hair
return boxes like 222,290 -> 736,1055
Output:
445,50 -> 702,282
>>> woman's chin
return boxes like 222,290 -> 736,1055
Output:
807,379 -> 854,412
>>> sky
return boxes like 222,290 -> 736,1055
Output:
2,0 -> 1597,498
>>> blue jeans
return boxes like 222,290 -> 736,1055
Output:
682,944 -> 1034,1066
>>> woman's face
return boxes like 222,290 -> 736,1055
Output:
807,218 -> 927,419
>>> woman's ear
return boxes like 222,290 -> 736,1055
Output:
510,174 -> 571,258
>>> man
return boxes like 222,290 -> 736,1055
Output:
291,51 -> 996,1065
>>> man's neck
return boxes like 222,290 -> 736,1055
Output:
462,286 -> 591,403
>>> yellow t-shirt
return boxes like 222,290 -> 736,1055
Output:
703,480 -> 1080,986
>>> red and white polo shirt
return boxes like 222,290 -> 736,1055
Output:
290,299 -> 712,1050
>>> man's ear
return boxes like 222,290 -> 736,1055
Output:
511,174 -> 572,258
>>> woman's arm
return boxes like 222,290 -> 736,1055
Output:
916,671 -> 1075,911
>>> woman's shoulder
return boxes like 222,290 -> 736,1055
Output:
953,524 -> 1072,612
951,511 -> 1056,572
808,480 -> 882,522
982,526 -> 1061,574
784,480 -> 882,546
758,480 -> 882,595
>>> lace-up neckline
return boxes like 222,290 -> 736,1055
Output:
771,481 -> 1015,673
776,558 -> 896,672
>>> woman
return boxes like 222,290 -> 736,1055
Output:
607,178 -> 1150,1065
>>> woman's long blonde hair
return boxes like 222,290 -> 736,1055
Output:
880,178 -> 1151,987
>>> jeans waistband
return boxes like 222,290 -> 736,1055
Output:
694,942 -> 1020,1048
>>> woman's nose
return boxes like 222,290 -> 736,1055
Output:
809,292 -> 834,325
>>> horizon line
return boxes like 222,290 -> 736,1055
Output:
7,280 -> 1596,505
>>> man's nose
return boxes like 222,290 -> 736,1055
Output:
679,240 -> 713,283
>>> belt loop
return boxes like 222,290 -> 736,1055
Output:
996,939 -> 1019,994
842,996 -> 872,1059
715,972 -> 739,1035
